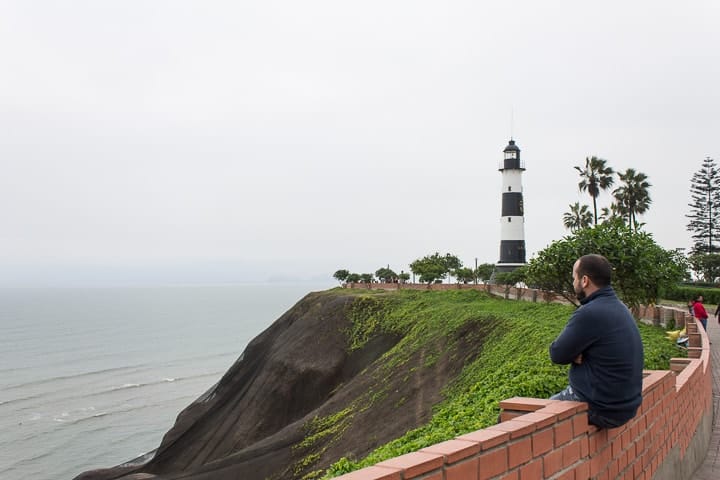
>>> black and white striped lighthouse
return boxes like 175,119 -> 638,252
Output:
496,139 -> 526,273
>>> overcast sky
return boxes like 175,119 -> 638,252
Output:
1,1 -> 718,287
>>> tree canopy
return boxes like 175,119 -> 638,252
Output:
613,168 -> 651,231
475,263 -> 495,284
409,252 -> 462,284
687,156 -> 720,254
575,156 -> 614,225
563,202 -> 593,233
453,267 -> 476,284
375,267 -> 397,283
525,220 -> 687,308
333,269 -> 350,284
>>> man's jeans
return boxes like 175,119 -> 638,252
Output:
551,386 -> 626,429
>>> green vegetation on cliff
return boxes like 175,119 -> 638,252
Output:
317,288 -> 681,478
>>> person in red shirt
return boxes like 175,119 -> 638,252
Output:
692,295 -> 708,331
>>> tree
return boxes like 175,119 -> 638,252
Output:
599,203 -> 623,223
409,252 -> 462,284
475,263 -> 495,284
333,269 -> 350,284
443,253 -> 462,283
563,202 -> 593,233
494,266 -> 528,298
398,271 -> 410,283
346,273 -> 361,283
453,267 -> 476,284
375,267 -> 397,283
360,273 -> 374,284
613,168 -> 651,231
688,253 -> 720,283
687,156 -> 720,254
524,219 -> 687,308
575,156 -> 615,225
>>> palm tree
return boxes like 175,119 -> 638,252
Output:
563,202 -> 593,232
599,202 -> 624,223
613,168 -> 651,231
574,156 -> 615,225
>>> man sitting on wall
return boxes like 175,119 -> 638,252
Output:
549,254 -> 644,429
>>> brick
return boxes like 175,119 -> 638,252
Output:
532,428 -> 554,456
488,419 -> 537,439
500,397 -> 553,411
588,431 -> 603,455
497,471 -> 519,480
478,447 -> 508,480
543,448 -> 563,477
554,419 -> 573,447
574,461 -> 590,480
562,438 -> 582,468
617,452 -> 628,472
519,458 -> 542,480
421,439 -> 480,464
508,437 -> 533,469
607,424 -> 625,440
377,452 -> 443,478
579,437 -> 589,458
445,459 -> 478,480
335,465 -> 402,480
609,458 -> 619,479
500,411 -> 525,422
518,411 -> 557,429
458,429 -> 510,450
590,446 -> 611,477
540,400 -> 586,420
572,412 -> 589,436
633,456 -> 643,476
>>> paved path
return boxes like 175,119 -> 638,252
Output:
691,320 -> 720,479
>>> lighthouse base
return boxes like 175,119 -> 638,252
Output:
489,263 -> 526,284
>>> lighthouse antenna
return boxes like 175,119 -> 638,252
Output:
510,107 -> 514,140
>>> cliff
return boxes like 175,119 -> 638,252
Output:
74,289 -> 495,480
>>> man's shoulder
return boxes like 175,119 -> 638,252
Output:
581,290 -> 632,319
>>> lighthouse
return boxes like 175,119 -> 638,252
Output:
496,139 -> 526,273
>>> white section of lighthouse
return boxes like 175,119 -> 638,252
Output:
496,139 -> 527,273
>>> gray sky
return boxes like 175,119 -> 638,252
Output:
1,1 -> 718,286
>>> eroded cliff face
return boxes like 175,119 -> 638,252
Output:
75,290 -> 488,480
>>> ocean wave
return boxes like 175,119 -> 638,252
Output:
53,394 -> 199,428
0,392 -> 44,407
3,364 -> 152,391
95,372 -> 220,395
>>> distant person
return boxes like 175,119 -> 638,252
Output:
692,295 -> 708,331
549,254 -> 644,429
714,302 -> 720,325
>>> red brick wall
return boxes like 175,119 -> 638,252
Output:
337,286 -> 711,480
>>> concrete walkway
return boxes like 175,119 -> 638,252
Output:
691,319 -> 720,479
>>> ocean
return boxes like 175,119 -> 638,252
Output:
0,284 -> 333,480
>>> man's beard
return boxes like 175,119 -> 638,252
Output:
575,286 -> 586,301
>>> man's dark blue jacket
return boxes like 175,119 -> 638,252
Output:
550,286 -> 644,424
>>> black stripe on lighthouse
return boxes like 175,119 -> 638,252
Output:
501,192 -> 524,217
499,240 -> 526,264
